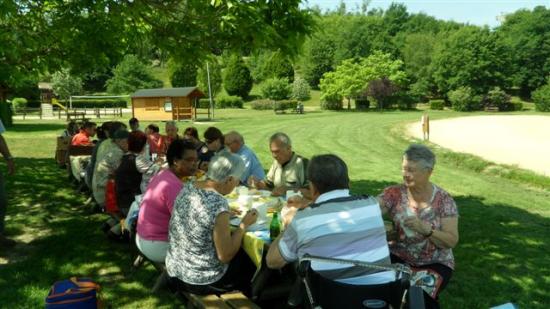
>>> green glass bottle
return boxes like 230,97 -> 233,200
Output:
270,212 -> 281,241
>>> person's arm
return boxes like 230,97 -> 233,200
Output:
213,210 -> 257,264
403,216 -> 459,249
0,134 -> 15,175
377,196 -> 389,216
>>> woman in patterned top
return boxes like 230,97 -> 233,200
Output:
378,144 -> 459,309
166,151 -> 258,295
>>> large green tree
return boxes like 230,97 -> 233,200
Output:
1,0 -> 314,98
497,6 -> 550,96
431,26 -> 510,95
106,55 -> 163,94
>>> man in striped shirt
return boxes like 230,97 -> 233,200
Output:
266,154 -> 395,284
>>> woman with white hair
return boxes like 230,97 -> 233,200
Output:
166,151 -> 258,295
378,144 -> 459,309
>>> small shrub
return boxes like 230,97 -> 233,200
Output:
273,100 -> 298,111
215,95 -> 243,109
250,99 -> 275,110
320,94 -> 343,110
197,98 -> 214,109
259,78 -> 291,101
11,97 -> 28,112
512,102 -> 523,111
291,78 -> 311,101
429,99 -> 445,110
448,86 -> 481,111
532,83 -> 550,112
486,87 -> 512,111
355,97 -> 370,110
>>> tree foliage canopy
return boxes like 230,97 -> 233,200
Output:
106,55 -> 163,94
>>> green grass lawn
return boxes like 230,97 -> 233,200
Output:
0,109 -> 549,308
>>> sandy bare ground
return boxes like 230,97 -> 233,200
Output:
407,115 -> 550,176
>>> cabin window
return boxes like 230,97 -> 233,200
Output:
164,97 -> 173,112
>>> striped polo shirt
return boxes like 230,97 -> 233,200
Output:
278,189 -> 395,285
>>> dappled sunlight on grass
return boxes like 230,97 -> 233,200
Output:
0,115 -> 548,308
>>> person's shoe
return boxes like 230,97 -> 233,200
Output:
0,235 -> 16,248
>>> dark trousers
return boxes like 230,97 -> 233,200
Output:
390,254 -> 453,309
170,248 -> 256,296
0,174 -> 7,234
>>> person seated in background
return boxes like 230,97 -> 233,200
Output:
136,140 -> 198,263
162,121 -> 180,153
199,127 -> 226,171
71,121 -> 97,146
92,129 -> 129,208
166,151 -> 257,295
62,121 -> 79,137
183,126 -> 208,155
129,117 -> 141,132
266,154 -> 395,286
249,132 -> 309,197
224,131 -> 265,184
84,121 -> 112,190
146,124 -> 163,159
378,144 -> 459,309
115,131 -> 147,215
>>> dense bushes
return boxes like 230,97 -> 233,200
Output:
223,56 -> 253,98
429,99 -> 445,110
259,78 -> 291,100
486,87 -> 512,111
355,97 -> 370,110
320,94 -> 343,110
448,86 -> 481,111
197,98 -> 214,109
0,102 -> 13,127
273,100 -> 298,112
58,99 -> 127,108
532,83 -> 550,112
291,78 -> 311,101
250,99 -> 275,110
11,98 -> 28,112
170,62 -> 198,87
215,95 -> 243,109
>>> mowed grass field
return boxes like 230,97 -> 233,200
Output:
0,109 -> 549,308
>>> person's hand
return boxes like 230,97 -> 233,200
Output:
403,216 -> 431,236
287,195 -> 310,209
248,176 -> 266,189
6,158 -> 15,176
240,209 -> 258,229
281,206 -> 298,228
272,186 -> 286,196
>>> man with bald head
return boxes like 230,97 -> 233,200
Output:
224,131 -> 265,184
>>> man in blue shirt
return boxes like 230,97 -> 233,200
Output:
224,131 -> 265,184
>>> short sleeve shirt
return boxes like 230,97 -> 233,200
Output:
166,183 -> 230,285
265,153 -> 307,189
71,130 -> 92,146
379,184 -> 458,269
137,169 -> 183,241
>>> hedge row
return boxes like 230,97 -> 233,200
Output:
57,99 -> 128,108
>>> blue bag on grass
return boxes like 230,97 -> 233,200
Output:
45,277 -> 102,308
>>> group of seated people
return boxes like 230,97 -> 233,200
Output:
62,118 -> 458,308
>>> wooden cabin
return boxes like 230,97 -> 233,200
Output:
131,87 -> 205,121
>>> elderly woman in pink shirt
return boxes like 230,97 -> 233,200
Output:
136,140 -> 198,263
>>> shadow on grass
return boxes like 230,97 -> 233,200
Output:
445,195 -> 550,309
349,179 -> 395,196
9,122 -> 67,133
0,158 -> 179,308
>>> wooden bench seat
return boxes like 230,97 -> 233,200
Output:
181,291 -> 260,309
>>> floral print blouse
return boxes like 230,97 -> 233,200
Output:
379,184 -> 458,269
